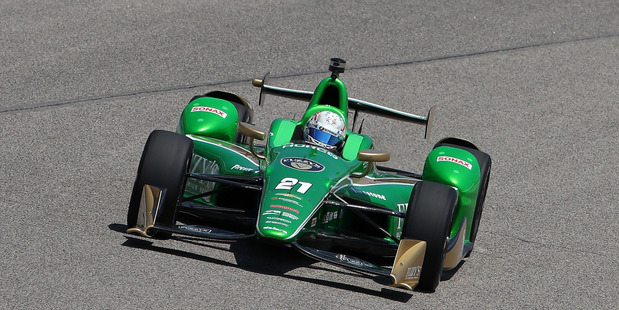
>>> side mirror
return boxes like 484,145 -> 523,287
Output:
353,149 -> 390,178
238,122 -> 266,160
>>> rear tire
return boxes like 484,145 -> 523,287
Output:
127,130 -> 193,238
402,181 -> 457,292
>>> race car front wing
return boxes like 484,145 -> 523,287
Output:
127,181 -> 469,290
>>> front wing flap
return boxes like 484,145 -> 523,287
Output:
126,183 -> 254,240
292,238 -> 428,291
152,224 -> 255,240
292,242 -> 391,276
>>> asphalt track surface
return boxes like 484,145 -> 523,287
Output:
1,1 -> 617,309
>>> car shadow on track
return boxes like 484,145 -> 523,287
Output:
111,223 -> 412,302
441,261 -> 465,281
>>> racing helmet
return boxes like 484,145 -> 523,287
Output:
303,111 -> 346,151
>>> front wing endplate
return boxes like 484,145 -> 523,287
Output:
390,239 -> 427,290
126,184 -> 165,237
291,242 -> 391,276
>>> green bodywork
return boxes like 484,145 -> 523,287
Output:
176,76 -> 483,250
179,97 -> 240,142
423,146 -> 481,242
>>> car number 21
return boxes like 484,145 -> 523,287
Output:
275,177 -> 312,194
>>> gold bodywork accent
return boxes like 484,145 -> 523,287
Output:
373,178 -> 418,185
352,149 -> 390,178
252,78 -> 264,88
444,218 -> 467,270
238,122 -> 267,160
186,134 -> 259,166
390,239 -> 427,290
357,149 -> 390,162
126,184 -> 163,237
353,177 -> 419,186
238,122 -> 266,140
424,106 -> 437,139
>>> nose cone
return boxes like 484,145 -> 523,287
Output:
258,226 -> 290,239
257,200 -> 306,241
256,143 -> 356,242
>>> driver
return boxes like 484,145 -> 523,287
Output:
303,110 -> 346,152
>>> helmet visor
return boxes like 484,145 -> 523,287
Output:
307,128 -> 342,146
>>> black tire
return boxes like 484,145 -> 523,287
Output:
231,102 -> 250,143
469,152 -> 491,245
402,181 -> 458,292
127,130 -> 193,238
435,141 -> 491,246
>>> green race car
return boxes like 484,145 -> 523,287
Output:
126,58 -> 491,292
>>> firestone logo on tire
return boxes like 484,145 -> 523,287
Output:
437,156 -> 472,170
191,106 -> 227,118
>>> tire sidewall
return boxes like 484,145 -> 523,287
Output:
127,130 -> 193,232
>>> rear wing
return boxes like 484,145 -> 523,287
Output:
252,73 -> 436,139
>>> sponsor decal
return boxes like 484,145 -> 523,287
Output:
275,193 -> 302,200
272,197 -> 304,208
281,212 -> 299,221
322,211 -> 338,224
265,220 -> 289,227
262,210 -> 281,216
262,226 -> 287,234
351,187 -> 386,200
281,143 -> 339,159
270,204 -> 300,214
267,216 -> 292,224
191,106 -> 228,118
363,191 -> 386,200
311,217 -> 317,227
186,155 -> 219,201
280,157 -> 325,172
335,254 -> 373,268
395,203 -> 408,238
437,156 -> 472,170
230,164 -> 254,172
190,155 -> 220,174
180,225 -> 212,234
406,266 -> 422,280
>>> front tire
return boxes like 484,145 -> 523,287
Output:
402,181 -> 457,292
127,130 -> 193,238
